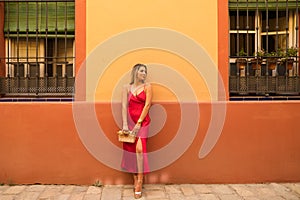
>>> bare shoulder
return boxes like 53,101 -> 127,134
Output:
144,82 -> 151,88
123,84 -> 131,92
144,83 -> 152,91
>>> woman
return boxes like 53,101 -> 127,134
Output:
121,63 -> 152,199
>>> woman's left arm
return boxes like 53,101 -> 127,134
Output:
138,83 -> 152,123
132,84 -> 152,136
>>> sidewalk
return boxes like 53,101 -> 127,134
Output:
0,183 -> 300,200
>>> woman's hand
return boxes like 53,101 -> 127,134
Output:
122,124 -> 129,132
132,123 -> 141,136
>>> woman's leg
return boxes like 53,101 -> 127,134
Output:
133,174 -> 138,189
134,137 -> 143,198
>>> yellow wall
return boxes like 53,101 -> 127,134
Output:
86,0 -> 218,102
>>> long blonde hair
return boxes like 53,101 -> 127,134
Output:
130,63 -> 147,84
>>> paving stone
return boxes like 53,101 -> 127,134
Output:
258,196 -> 285,200
101,186 -> 122,200
122,188 -> 133,197
230,184 -> 255,197
283,183 -> 300,196
39,185 -> 63,199
0,185 -> 10,194
83,194 -> 101,200
122,196 -> 139,200
197,193 -> 220,200
280,192 -> 300,200
61,185 -> 75,194
243,197 -> 260,200
165,185 -> 182,194
47,185 -> 65,191
86,186 -> 102,194
0,195 -> 15,200
259,186 -> 277,196
168,193 -> 186,200
123,184 -> 133,189
144,189 -> 166,199
39,197 -> 55,200
247,184 -> 277,197
180,185 -> 195,196
268,183 -> 300,200
57,194 -> 72,200
3,185 -> 26,195
69,192 -> 85,200
193,184 -> 213,194
210,184 -> 235,195
181,196 -> 198,200
72,186 -> 89,193
144,184 -> 165,190
15,191 -> 40,200
26,185 -> 46,192
218,194 -> 243,200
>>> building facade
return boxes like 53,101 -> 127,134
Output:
0,0 -> 299,185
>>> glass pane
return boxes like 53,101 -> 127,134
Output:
29,64 -> 38,77
14,64 -> 24,77
262,11 -> 287,32
230,33 -> 255,56
262,34 -> 287,53
57,65 -> 62,77
230,11 -> 255,30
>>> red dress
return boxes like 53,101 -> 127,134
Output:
121,89 -> 150,174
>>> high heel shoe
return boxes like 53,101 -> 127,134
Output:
134,180 -> 142,199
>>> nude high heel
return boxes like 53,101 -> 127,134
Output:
134,179 -> 143,199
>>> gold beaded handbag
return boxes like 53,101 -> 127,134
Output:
117,130 -> 136,143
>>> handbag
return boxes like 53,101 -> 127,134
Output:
117,130 -> 136,143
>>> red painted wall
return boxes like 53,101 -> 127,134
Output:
0,102 -> 299,185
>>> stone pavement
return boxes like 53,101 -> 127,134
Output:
0,183 -> 300,200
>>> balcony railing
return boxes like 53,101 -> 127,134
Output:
0,76 -> 74,97
229,57 -> 299,96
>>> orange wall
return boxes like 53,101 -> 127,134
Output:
85,0 -> 219,102
0,102 -> 299,185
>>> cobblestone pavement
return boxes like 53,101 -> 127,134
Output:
0,183 -> 299,200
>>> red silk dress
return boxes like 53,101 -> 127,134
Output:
121,88 -> 150,174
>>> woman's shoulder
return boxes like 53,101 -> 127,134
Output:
123,84 -> 131,92
144,82 -> 152,91
144,82 -> 151,88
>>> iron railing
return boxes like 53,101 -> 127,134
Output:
229,61 -> 300,96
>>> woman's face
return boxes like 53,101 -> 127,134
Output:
136,66 -> 147,83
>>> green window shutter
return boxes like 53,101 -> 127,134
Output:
4,2 -> 74,37
229,0 -> 299,10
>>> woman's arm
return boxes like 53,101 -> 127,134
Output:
137,83 -> 152,123
132,83 -> 152,135
121,84 -> 129,131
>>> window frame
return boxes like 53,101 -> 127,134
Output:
0,0 -> 75,99
229,3 -> 300,99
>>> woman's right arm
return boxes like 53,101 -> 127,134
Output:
122,84 -> 129,131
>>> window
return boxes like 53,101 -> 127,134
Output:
0,0 -> 75,98
229,0 -> 300,99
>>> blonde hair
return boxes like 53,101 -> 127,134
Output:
130,63 -> 147,84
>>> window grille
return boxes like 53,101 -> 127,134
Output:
229,0 -> 300,100
0,0 -> 75,99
